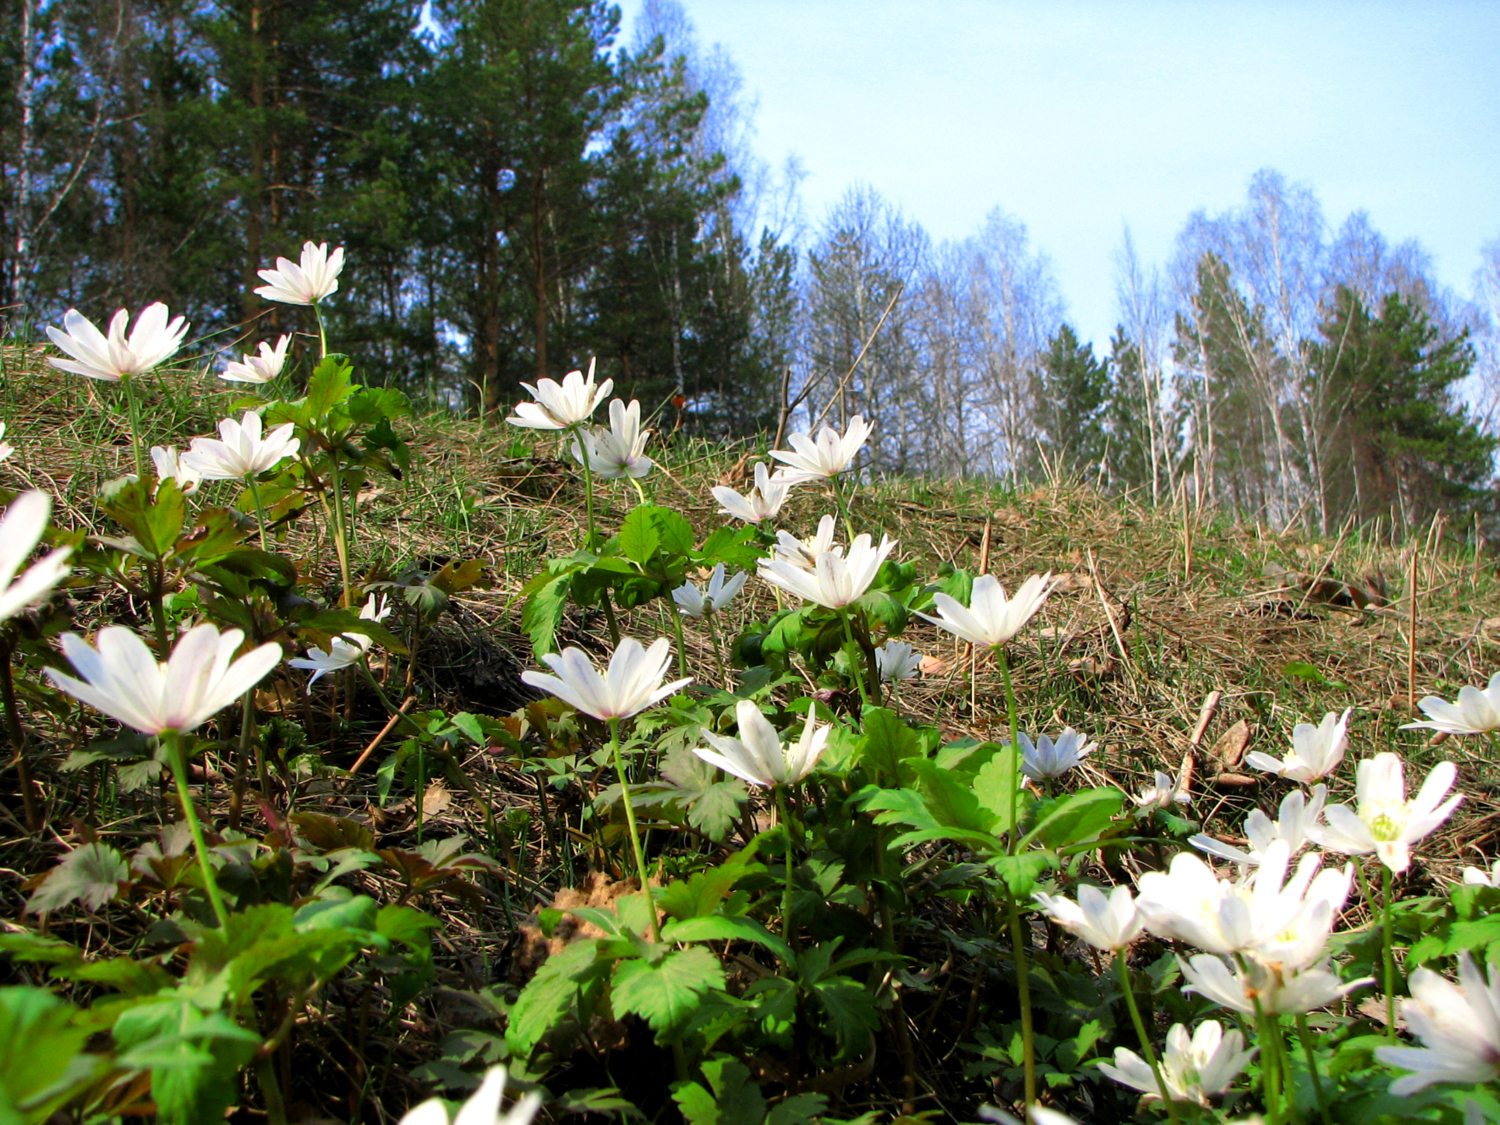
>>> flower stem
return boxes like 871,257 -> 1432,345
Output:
122,373 -> 147,481
574,425 -> 598,551
326,457 -> 353,608
629,475 -> 647,506
1382,862 -> 1397,1042
163,729 -> 230,928
608,718 -> 661,944
997,647 -> 1021,848
1296,1012 -> 1333,1125
1249,990 -> 1283,1125
1006,898 -> 1037,1108
667,599 -> 688,681
312,301 -> 328,360
247,475 -> 269,550
839,609 -> 870,708
704,610 -> 729,687
773,786 -> 797,945
1115,950 -> 1178,1119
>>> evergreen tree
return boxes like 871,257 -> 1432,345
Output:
1031,323 -> 1107,479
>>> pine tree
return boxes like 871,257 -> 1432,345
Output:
1031,323 -> 1107,480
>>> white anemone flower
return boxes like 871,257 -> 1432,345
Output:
222,334 -> 292,384
150,446 -> 202,496
1463,860 -> 1500,887
45,623 -> 282,735
1019,728 -> 1096,780
692,699 -> 829,788
46,303 -> 189,382
1191,785 -> 1327,867
875,640 -> 922,683
1032,883 -> 1143,952
1405,674 -> 1500,735
0,491 -> 72,625
711,461 -> 792,524
506,358 -> 612,430
1309,752 -> 1463,874
571,398 -> 652,479
1375,952 -> 1500,1095
916,572 -> 1053,650
767,414 -> 872,484
289,594 -> 391,691
1098,1020 -> 1256,1105
1245,709 -> 1350,782
979,1107 -> 1082,1125
1179,952 -> 1373,1016
758,532 -> 895,611
182,411 -> 301,481
1132,770 -> 1190,810
672,563 -> 748,619
254,241 -> 344,305
0,422 -> 13,462
772,514 -> 839,571
521,636 -> 690,722
397,1065 -> 542,1125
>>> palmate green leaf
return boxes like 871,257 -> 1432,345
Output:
659,916 -> 793,966
656,844 -> 766,921
809,975 -> 879,1057
1020,787 -> 1124,851
522,572 -> 570,656
907,757 -> 1001,835
973,743 -> 1022,838
611,945 -> 726,1036
506,939 -> 609,1057
305,355 -> 356,420
659,745 -> 749,842
101,478 -> 185,560
857,707 -> 922,785
672,1055 -> 765,1125
0,987 -> 96,1122
114,999 -> 259,1125
987,852 -> 1055,899
27,842 -> 130,914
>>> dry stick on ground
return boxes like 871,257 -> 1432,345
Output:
1179,690 -> 1223,803
347,696 -> 417,776
1086,548 -> 1134,684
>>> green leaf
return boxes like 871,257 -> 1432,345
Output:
657,845 -> 766,921
671,1056 -> 765,1125
1020,788 -> 1124,851
973,743 -> 1022,837
810,976 -> 879,1056
618,506 -> 661,564
522,572 -> 571,657
611,945 -> 726,1035
908,757 -> 999,834
0,986 -> 102,1124
659,916 -> 793,965
102,478 -> 185,560
26,843 -> 129,914
506,940 -> 608,1057
857,707 -> 922,785
987,852 -> 1055,898
306,356 -> 356,419
658,745 -> 749,842
114,999 -> 260,1125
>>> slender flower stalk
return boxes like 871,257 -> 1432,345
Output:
1108,952 -> 1180,1116
609,717 -> 660,944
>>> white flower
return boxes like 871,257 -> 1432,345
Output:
767,414 -> 872,483
222,334 -> 292,384
1033,883 -> 1143,952
758,531 -> 895,611
693,699 -> 829,788
46,623 -> 282,735
772,514 -> 839,571
1245,709 -> 1350,782
1309,752 -> 1463,874
1375,953 -> 1500,1094
571,398 -> 652,479
1405,674 -> 1500,735
978,1106 -> 1081,1125
1191,785 -> 1326,867
1179,952 -> 1373,1015
46,303 -> 189,381
150,446 -> 202,496
711,462 -> 792,524
1098,1020 -> 1255,1105
182,411 -> 301,481
506,358 -> 613,430
875,640 -> 921,683
521,636 -> 690,722
0,491 -> 72,624
1463,860 -> 1500,887
288,595 -> 391,691
1132,770 -> 1190,810
1019,728 -> 1095,780
915,572 -> 1053,649
0,422 -> 13,462
255,241 -> 344,305
672,563 -> 748,618
397,1065 -> 542,1125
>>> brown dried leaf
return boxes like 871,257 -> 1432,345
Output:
1209,719 -> 1252,769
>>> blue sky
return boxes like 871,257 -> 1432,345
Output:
616,0 -> 1500,352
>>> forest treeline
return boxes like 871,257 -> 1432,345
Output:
4,0 -> 1499,534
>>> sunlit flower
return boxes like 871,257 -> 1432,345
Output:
767,414 -> 872,484
1019,727 -> 1095,780
46,303 -> 189,382
151,445 -> 202,496
571,398 -> 652,479
255,241 -> 344,305
1375,953 -> 1500,1094
1309,752 -> 1462,874
979,1105 -> 1081,1125
1191,785 -> 1326,867
182,411 -> 300,481
1405,674 -> 1500,735
1463,860 -> 1500,887
506,358 -> 612,430
916,572 -> 1052,650
772,514 -> 838,571
288,595 -> 391,690
1132,770 -> 1190,810
397,1065 -> 542,1125
521,636 -> 690,722
46,623 -> 281,735
222,334 -> 292,384
1098,1020 -> 1255,1105
0,491 -> 72,625
693,699 -> 829,788
1033,883 -> 1143,952
711,461 -> 792,524
758,531 -> 895,611
1179,952 -> 1372,1015
672,563 -> 747,618
875,639 -> 922,683
1245,709 -> 1350,782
